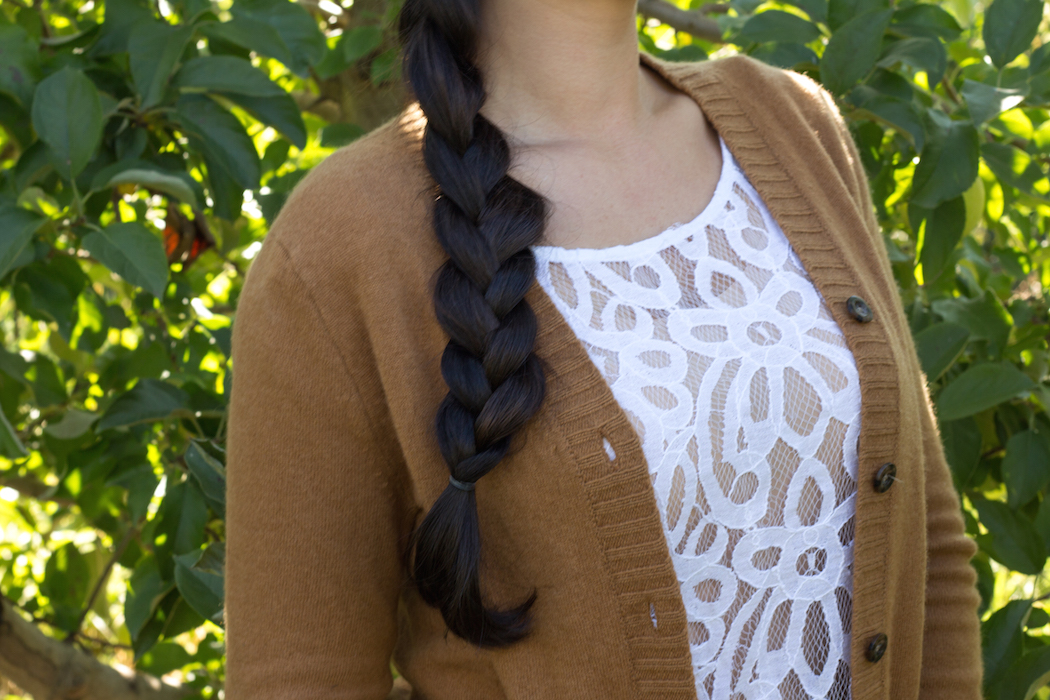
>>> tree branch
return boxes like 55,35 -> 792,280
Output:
0,595 -> 189,700
637,0 -> 724,43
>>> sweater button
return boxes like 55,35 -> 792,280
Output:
873,462 -> 896,493
866,632 -> 888,662
846,295 -> 873,323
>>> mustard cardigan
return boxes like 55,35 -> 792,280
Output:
224,51 -> 984,700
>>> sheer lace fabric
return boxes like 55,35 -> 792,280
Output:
531,137 -> 860,700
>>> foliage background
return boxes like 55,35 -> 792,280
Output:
0,0 -> 1048,697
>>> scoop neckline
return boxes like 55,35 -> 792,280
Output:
530,134 -> 732,263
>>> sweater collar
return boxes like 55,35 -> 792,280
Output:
522,50 -> 902,698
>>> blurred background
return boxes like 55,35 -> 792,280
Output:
0,0 -> 1048,697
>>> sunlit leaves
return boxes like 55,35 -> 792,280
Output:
82,223 -> 170,298
914,195 -> 966,281
738,11 -> 821,44
936,361 -> 1034,421
963,80 -> 1028,126
29,67 -> 103,180
97,378 -> 189,431
983,0 -> 1044,69
0,205 -> 47,278
1002,430 -> 1050,509
911,112 -> 980,208
983,598 -> 1037,690
173,55 -> 287,98
914,321 -> 970,380
173,543 -> 224,624
128,21 -> 195,109
820,9 -> 893,94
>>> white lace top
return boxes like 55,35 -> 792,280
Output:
531,136 -> 860,700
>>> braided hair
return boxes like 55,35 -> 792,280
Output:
397,0 -> 552,647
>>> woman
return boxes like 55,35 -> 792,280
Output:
223,0 -> 984,698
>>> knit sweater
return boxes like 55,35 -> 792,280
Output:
224,50 -> 985,700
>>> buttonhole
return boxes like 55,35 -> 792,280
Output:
649,601 -> 658,629
602,436 -> 616,462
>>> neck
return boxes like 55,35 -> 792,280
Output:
476,0 -> 658,147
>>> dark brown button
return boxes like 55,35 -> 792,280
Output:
873,462 -> 896,493
846,295 -> 873,323
866,632 -> 888,662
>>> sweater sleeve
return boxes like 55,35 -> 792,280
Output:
224,233 -> 408,699
915,372 -> 985,696
817,82 -> 986,697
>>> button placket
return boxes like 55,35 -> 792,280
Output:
873,462 -> 897,493
865,632 -> 888,662
846,295 -> 874,323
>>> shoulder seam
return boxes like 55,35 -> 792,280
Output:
267,235 -> 395,455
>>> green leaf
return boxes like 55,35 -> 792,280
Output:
962,80 -> 1028,125
849,87 -> 925,149
173,55 -> 286,98
319,122 -> 365,149
1002,430 -> 1050,509
982,598 -> 1035,689
974,497 -> 1047,575
0,24 -> 40,105
998,645 -> 1050,700
125,554 -> 174,640
914,321 -> 970,381
172,93 -> 261,191
0,92 -> 32,148
983,0 -> 1044,69
103,169 -> 200,210
91,0 -> 155,56
198,15 -> 295,68
153,479 -> 209,580
827,0 -> 888,29
0,409 -> 27,459
97,378 -> 188,431
106,464 -> 159,523
29,66 -> 103,180
231,0 -> 326,77
890,4 -> 963,41
40,542 -> 90,604
369,46 -> 400,85
40,543 -> 90,631
749,43 -> 819,70
739,11 -> 821,44
89,159 -> 204,206
184,441 -> 226,517
936,361 -> 1034,421
876,37 -> 947,85
786,0 -> 828,21
0,205 -> 47,279
173,543 -> 224,624
217,92 -> 307,150
341,24 -> 383,64
137,641 -> 194,678
932,289 -> 1013,357
82,223 -> 169,299
916,195 -> 966,281
129,21 -> 195,109
982,142 -> 1047,199
43,409 -> 97,440
820,9 -> 893,95
941,417 -> 982,490
910,112 -> 980,208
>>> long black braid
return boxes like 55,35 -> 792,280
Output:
397,0 -> 552,647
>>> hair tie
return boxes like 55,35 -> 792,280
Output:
448,475 -> 476,492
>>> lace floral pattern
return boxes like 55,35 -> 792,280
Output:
532,137 -> 860,700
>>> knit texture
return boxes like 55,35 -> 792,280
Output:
224,51 -> 984,700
